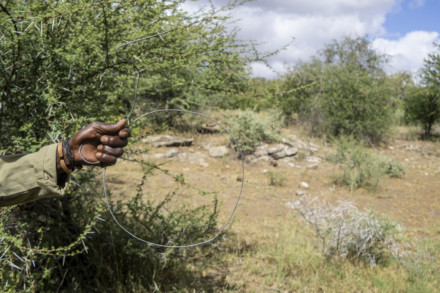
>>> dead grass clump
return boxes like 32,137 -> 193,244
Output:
289,196 -> 404,267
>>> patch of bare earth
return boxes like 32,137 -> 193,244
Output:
105,128 -> 440,290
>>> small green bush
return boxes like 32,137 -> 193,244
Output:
228,110 -> 280,154
327,137 -> 405,190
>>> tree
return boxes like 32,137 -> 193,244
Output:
279,59 -> 323,126
0,1 -> 253,291
0,0 -> 250,153
404,86 -> 440,137
404,43 -> 440,137
282,36 -> 399,143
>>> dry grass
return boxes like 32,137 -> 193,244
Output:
104,118 -> 440,292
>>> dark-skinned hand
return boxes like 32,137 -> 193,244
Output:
68,119 -> 131,167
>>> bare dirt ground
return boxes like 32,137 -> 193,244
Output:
105,127 -> 440,290
106,127 -> 440,239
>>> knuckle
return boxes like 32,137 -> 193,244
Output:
90,121 -> 100,128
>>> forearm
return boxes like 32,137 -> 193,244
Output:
0,144 -> 69,207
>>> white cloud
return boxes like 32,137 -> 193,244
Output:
373,31 -> 440,75
181,0 -> 439,79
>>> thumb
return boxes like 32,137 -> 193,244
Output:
94,119 -> 127,134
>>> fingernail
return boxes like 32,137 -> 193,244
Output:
96,152 -> 102,158
102,137 -> 109,143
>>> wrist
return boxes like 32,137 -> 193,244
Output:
57,142 -> 74,174
64,139 -> 83,170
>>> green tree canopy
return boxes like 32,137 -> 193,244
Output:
281,36 -> 402,143
0,0 -> 250,153
404,43 -> 440,137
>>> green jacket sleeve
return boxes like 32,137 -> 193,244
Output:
0,144 -> 69,207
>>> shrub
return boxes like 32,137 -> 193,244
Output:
327,137 -> 405,190
0,161 -> 219,291
290,197 -> 404,267
227,110 -> 280,154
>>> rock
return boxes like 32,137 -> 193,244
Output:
177,151 -> 206,162
294,140 -> 309,150
300,182 -> 309,189
237,175 -> 243,182
306,156 -> 322,164
287,162 -> 300,169
307,164 -> 318,170
271,147 -> 298,160
252,144 -> 269,158
145,135 -> 193,147
254,155 -> 278,167
209,146 -> 229,158
267,144 -> 286,155
253,149 -> 268,158
296,190 -> 306,196
285,148 -> 299,157
164,149 -> 179,158
200,123 -> 221,133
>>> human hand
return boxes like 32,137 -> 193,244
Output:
67,119 -> 131,167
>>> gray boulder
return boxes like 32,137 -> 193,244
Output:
271,147 -> 298,160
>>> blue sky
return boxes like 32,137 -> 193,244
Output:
385,0 -> 440,39
183,0 -> 440,78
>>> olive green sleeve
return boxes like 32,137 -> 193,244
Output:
0,144 -> 69,207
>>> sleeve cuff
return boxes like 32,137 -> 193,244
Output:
35,144 -> 70,199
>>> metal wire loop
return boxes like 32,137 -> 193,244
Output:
78,144 -> 101,165
103,108 -> 245,248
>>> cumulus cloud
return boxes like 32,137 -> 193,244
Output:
181,0 -> 439,78
373,31 -> 440,74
